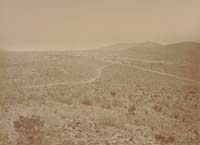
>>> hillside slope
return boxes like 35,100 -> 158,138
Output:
90,41 -> 200,63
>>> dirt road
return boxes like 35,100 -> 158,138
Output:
102,59 -> 200,84
24,64 -> 110,89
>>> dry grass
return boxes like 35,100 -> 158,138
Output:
154,134 -> 175,144
99,114 -> 120,128
0,51 -> 200,145
80,96 -> 93,106
110,90 -> 117,97
127,105 -> 136,115
13,115 -> 46,145
0,134 -> 11,145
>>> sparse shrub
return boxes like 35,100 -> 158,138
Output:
128,94 -> 132,100
128,105 -> 136,115
167,136 -> 175,143
0,95 -> 5,108
59,97 -> 73,105
71,92 -> 80,99
101,101 -> 111,109
105,140 -> 111,145
13,115 -> 46,145
112,99 -> 122,107
194,104 -> 198,109
0,133 -> 11,145
99,115 -> 117,127
155,134 -> 166,143
193,130 -> 199,137
152,104 -> 162,112
81,96 -> 93,106
188,90 -> 196,94
57,140 -> 75,145
110,90 -> 116,97
173,114 -> 179,119
154,134 -> 175,144
94,96 -> 101,104
153,94 -> 159,98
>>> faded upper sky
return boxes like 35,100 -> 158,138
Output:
0,0 -> 200,50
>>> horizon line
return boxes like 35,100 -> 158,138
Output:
2,40 -> 200,52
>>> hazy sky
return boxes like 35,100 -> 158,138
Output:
1,0 -> 200,50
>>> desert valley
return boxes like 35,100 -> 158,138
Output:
0,42 -> 199,145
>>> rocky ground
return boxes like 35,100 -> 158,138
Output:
0,51 -> 199,145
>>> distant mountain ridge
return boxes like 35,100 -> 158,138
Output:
165,41 -> 200,48
91,41 -> 200,63
97,41 -> 200,51
97,41 -> 163,51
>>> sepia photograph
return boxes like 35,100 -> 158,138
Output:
0,0 -> 200,145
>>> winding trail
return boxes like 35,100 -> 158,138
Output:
24,64 -> 110,89
24,55 -> 200,89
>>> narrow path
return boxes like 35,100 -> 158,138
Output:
113,57 -> 172,64
104,56 -> 200,66
24,64 -> 110,89
77,64 -> 110,84
103,59 -> 200,84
